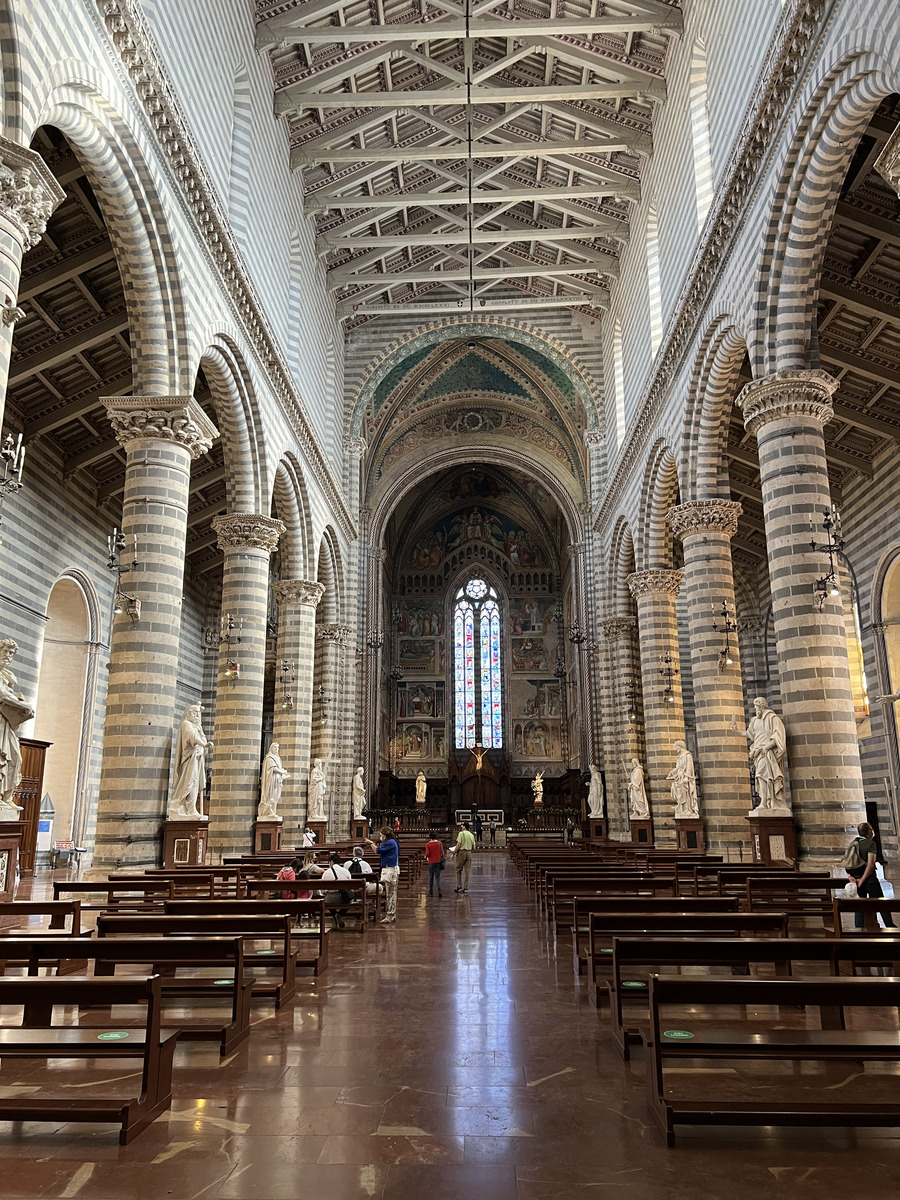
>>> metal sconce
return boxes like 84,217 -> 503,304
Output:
317,683 -> 331,726
568,622 -> 598,657
279,659 -> 295,711
658,650 -> 678,704
220,612 -> 242,685
624,678 -> 638,723
712,599 -> 738,672
0,433 -> 25,545
107,525 -> 140,625
810,507 -> 843,612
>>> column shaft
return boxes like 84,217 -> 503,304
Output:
738,370 -> 866,859
312,623 -> 354,832
600,617 -> 640,836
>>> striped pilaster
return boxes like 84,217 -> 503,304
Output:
737,370 -> 867,862
669,500 -> 754,852
627,570 -> 685,845
0,137 -> 64,430
271,579 -> 324,837
312,622 -> 354,834
600,616 -> 640,837
208,513 -> 285,857
93,396 -> 218,870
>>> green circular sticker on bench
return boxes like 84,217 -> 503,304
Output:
214,979 -> 233,986
622,981 -> 647,989
259,950 -> 277,955
663,1030 -> 694,1040
600,948 -> 613,954
97,1031 -> 130,1040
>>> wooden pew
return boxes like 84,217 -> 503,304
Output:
608,935 -> 900,1060
110,871 -> 245,899
0,975 -> 178,1144
95,913 -> 298,1007
0,900 -> 83,935
744,876 -> 846,926
550,875 -> 679,939
49,880 -> 173,926
586,911 -> 789,1006
166,899 -> 328,975
538,863 -> 678,918
645,976 -> 900,1145
245,877 -> 378,930
833,895 -> 900,935
0,935 -> 255,1056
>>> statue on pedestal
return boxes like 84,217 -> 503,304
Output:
259,742 -> 288,821
352,766 -> 366,818
624,757 -> 650,820
668,740 -> 699,818
0,639 -> 33,811
415,770 -> 427,805
587,763 -> 604,817
733,696 -> 789,812
531,771 -> 544,806
169,704 -> 212,820
308,757 -> 327,820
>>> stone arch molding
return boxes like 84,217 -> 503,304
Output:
638,441 -> 681,572
272,455 -> 314,582
347,316 -> 603,440
198,331 -> 267,515
27,65 -> 192,393
681,315 -> 749,503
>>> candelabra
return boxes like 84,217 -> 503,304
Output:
219,612 -> 242,684
367,630 -> 384,652
809,507 -> 844,611
568,622 -> 598,656
106,525 -> 140,624
317,683 -> 331,726
624,678 -> 638,723
712,599 -> 738,672
279,658 -> 295,711
658,650 -> 678,704
0,433 -> 25,544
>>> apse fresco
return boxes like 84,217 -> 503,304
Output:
407,505 -> 547,570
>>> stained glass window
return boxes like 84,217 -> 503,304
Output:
454,579 -> 502,748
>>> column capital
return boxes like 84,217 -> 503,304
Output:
601,616 -> 636,640
668,499 -> 742,541
366,543 -> 386,561
736,370 -> 836,437
212,512 -> 285,554
875,120 -> 900,197
583,428 -> 605,448
343,435 -> 367,459
317,622 -> 353,646
627,569 -> 683,600
272,578 -> 325,608
102,395 -> 219,458
0,136 -> 65,251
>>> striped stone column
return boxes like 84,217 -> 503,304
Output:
208,513 -> 285,857
600,616 -> 640,837
93,396 -> 219,870
736,369 -> 867,861
312,622 -> 354,833
0,138 -> 64,428
668,500 -> 754,852
627,570 -> 685,845
271,579 -> 324,836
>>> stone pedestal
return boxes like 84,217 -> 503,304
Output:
306,819 -> 328,846
254,820 -> 283,854
162,819 -> 208,868
0,818 -> 26,901
675,817 -> 706,852
585,817 -> 608,840
351,816 -> 369,841
630,818 -> 654,846
747,811 -> 797,865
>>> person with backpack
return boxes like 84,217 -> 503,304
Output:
424,834 -> 445,897
320,851 -> 353,930
343,845 -> 378,896
842,822 -> 896,929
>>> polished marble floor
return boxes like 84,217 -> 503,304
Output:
2,854 -> 900,1198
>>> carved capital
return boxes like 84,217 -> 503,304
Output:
875,121 -> 900,198
212,513 -> 285,554
583,429 -> 605,448
736,370 -> 836,438
367,543 -> 386,561
272,578 -> 325,608
738,616 -> 763,636
627,569 -> 683,600
0,136 -> 65,251
102,395 -> 219,459
601,616 -> 636,641
344,435 -> 367,459
1,304 -> 26,326
317,622 -> 353,646
668,499 -> 742,540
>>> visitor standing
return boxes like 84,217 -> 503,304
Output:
424,834 -> 445,897
452,822 -> 476,893
474,814 -> 483,844
566,817 -> 575,844
489,819 -> 497,845
843,822 -> 896,929
366,828 -> 400,924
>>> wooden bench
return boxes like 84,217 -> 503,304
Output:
95,913 -> 298,1007
49,880 -> 173,927
0,900 -> 83,936
833,895 -> 900,935
744,876 -> 846,926
538,864 -> 678,919
165,899 -> 328,975
550,875 -> 679,938
645,976 -> 900,1144
0,974 -> 178,1143
608,935 -> 900,1060
586,910 -> 789,1007
0,935 -> 256,1056
110,871 -> 245,899
245,877 -> 378,929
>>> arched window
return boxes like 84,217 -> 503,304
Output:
454,578 -> 503,748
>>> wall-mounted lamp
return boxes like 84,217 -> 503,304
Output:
658,650 -> 678,704
107,525 -> 140,625
279,658 -> 295,711
220,612 -> 242,686
809,507 -> 844,612
712,599 -> 738,672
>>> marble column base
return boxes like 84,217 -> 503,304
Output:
350,817 -> 369,841
747,810 -> 796,865
630,818 -> 654,846
675,817 -> 706,852
0,820 -> 26,900
584,817 -> 608,840
254,820 -> 283,854
305,819 -> 328,846
162,819 -> 209,868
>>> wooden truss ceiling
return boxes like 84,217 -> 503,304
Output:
256,0 -> 682,328
727,97 -> 900,565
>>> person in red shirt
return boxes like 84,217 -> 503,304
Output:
424,835 -> 445,898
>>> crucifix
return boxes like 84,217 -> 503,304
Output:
469,742 -> 486,807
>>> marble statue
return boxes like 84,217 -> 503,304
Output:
734,696 -> 789,812
876,688 -> 900,704
531,771 -> 544,806
0,639 -> 33,811
169,704 -> 212,820
625,757 -> 650,820
352,766 -> 366,818
415,770 -> 427,805
308,757 -> 327,820
668,740 -> 699,818
587,763 -> 604,817
258,742 -> 288,821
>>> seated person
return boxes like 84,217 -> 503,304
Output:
343,845 -> 380,894
320,852 -> 352,930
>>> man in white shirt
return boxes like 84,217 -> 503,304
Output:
343,845 -> 378,896
320,852 -> 352,929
